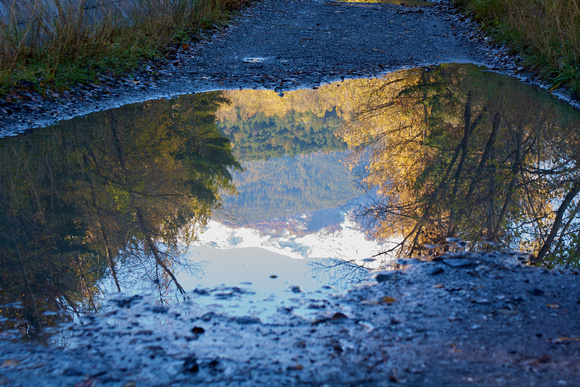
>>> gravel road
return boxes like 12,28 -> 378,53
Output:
1,0 -> 494,136
1,252 -> 579,386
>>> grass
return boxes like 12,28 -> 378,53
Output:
0,0 -> 249,95
454,0 -> 580,97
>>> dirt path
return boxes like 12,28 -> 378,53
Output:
1,0 -> 493,136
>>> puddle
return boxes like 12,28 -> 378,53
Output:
1,63 -> 579,340
337,0 -> 435,6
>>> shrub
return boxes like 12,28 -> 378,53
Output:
0,0 -> 247,93
456,0 -> 580,96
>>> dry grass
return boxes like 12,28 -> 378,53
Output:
455,0 -> 580,95
0,0 -> 247,93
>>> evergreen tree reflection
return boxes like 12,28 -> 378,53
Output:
0,92 -> 240,338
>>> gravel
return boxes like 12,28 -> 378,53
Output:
3,0 -> 563,137
1,252 -> 579,385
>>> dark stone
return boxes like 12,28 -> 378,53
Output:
531,288 -> 545,296
331,312 -> 348,321
193,288 -> 209,296
428,267 -> 445,275
63,368 -> 84,377
110,294 -> 143,308
442,258 -> 475,268
232,316 -> 261,325
208,359 -> 219,369
149,306 -> 169,314
375,272 -> 394,283
183,356 -> 199,373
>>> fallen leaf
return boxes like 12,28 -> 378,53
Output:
0,360 -> 19,369
527,354 -> 551,365
380,296 -> 397,305
554,337 -> 580,343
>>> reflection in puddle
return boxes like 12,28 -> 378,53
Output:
337,64 -> 580,267
1,63 -> 579,340
0,93 -> 241,339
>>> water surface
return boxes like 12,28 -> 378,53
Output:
1,63 -> 579,340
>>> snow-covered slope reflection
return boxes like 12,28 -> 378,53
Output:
179,150 -> 396,317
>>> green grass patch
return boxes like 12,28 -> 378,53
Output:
0,0 -> 249,96
455,0 -> 580,97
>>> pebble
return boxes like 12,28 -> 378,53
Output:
442,258 -> 475,268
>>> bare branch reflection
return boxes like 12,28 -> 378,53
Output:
339,64 -> 580,266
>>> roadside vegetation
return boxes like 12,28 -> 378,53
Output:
0,0 -> 248,95
454,0 -> 580,97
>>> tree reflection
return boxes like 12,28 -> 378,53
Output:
0,92 -> 240,337
307,258 -> 374,288
340,64 -> 580,266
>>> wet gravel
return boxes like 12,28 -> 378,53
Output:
1,252 -> 579,386
1,0 -> 556,137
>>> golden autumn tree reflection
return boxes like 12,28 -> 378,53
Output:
339,64 -> 580,266
0,92 -> 240,337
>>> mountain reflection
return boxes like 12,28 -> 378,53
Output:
339,64 -> 580,266
0,92 -> 240,337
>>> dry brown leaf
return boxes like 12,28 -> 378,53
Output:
380,296 -> 397,304
554,337 -> 580,343
0,360 -> 19,369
